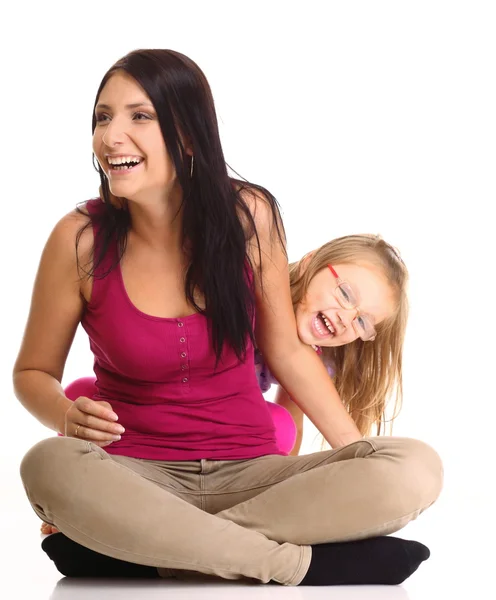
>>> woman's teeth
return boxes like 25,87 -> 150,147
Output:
107,156 -> 144,170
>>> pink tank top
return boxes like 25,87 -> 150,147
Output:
80,199 -> 282,461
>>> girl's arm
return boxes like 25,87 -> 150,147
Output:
273,387 -> 304,456
246,192 -> 362,449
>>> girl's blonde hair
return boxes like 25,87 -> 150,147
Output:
289,234 -> 408,438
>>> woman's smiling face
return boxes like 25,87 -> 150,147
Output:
92,71 -> 175,200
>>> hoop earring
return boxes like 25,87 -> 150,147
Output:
190,155 -> 194,178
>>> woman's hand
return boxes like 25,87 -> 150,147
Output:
41,396 -> 122,537
64,396 -> 125,447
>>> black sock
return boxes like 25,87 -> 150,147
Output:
42,531 -> 429,584
41,533 -> 160,578
299,536 -> 430,586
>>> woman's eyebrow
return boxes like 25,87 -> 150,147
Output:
95,102 -> 154,110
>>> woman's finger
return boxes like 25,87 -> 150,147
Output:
71,424 -> 122,443
78,413 -> 125,436
65,397 -> 123,441
74,396 -> 119,423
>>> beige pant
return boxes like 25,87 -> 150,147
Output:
20,436 -> 443,585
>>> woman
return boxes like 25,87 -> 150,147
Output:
15,49 -> 442,586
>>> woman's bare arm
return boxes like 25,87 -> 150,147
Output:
247,192 -> 361,448
13,210 -> 92,433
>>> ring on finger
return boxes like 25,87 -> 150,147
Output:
74,424 -> 81,438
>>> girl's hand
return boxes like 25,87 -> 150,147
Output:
64,396 -> 124,448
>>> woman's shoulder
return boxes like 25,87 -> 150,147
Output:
55,197 -> 102,226
235,182 -> 278,223
49,200 -> 100,274
53,202 -> 91,240
234,181 -> 285,268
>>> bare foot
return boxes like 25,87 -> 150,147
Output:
41,521 -> 59,535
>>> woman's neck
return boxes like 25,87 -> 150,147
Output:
126,185 -> 184,251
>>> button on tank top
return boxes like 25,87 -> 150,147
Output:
80,198 -> 282,460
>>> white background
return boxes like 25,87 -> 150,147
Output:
1,1 -> 494,598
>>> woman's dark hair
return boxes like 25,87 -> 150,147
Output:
76,49 -> 285,361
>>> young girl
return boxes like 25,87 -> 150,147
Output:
268,233 -> 407,455
15,49 -> 442,586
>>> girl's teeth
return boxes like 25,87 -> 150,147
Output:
316,313 -> 334,335
314,315 -> 331,337
322,315 -> 335,333
315,318 -> 325,335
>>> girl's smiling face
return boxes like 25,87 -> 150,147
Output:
295,261 -> 397,347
